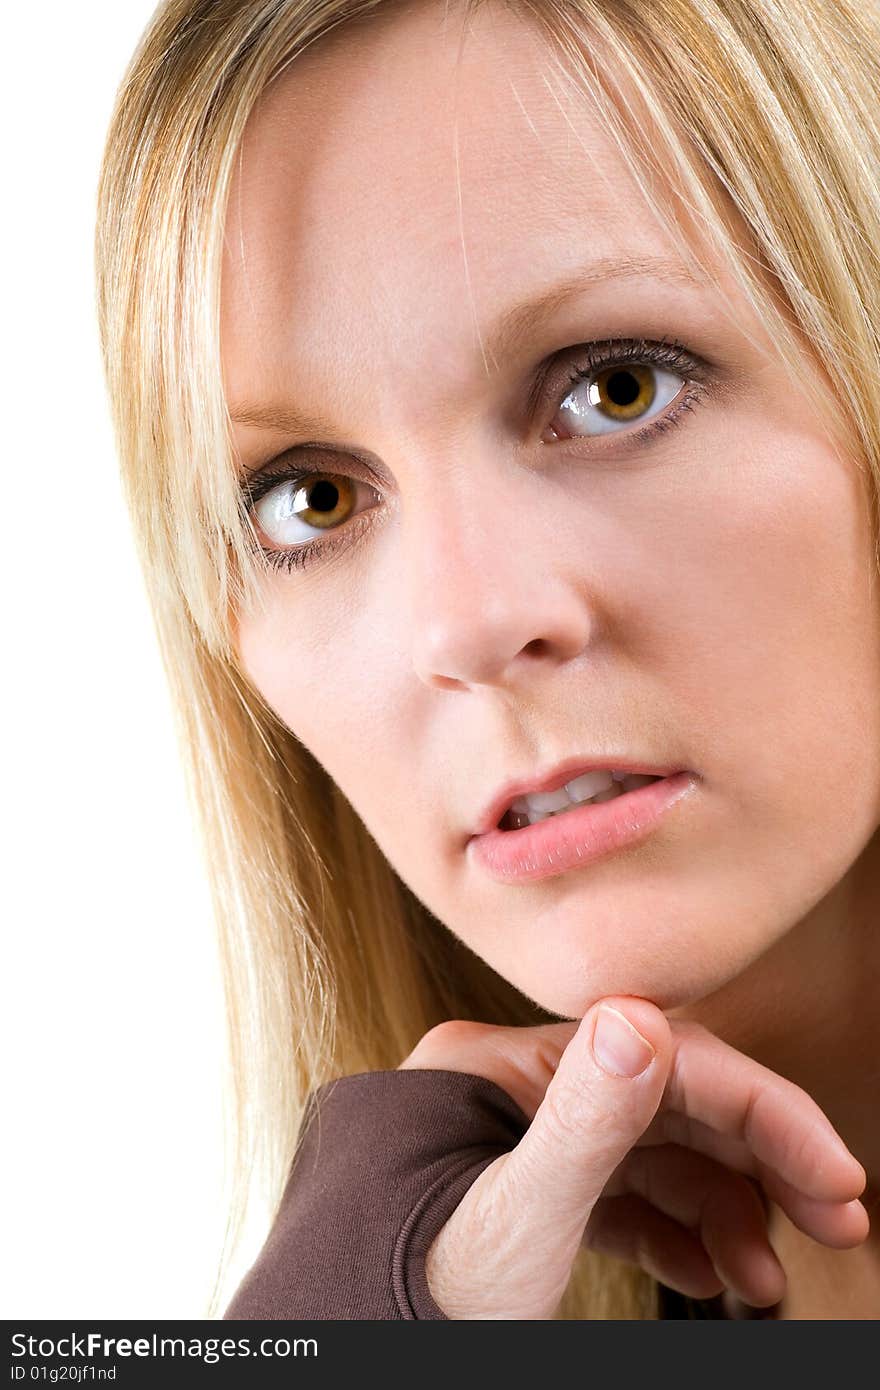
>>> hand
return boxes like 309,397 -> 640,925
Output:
398,998 -> 868,1319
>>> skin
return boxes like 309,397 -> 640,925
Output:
221,0 -> 880,1316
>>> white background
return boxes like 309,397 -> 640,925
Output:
2,3 -> 247,1318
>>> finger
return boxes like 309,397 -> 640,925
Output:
583,1193 -> 725,1301
639,1108 -> 758,1178
659,1021 -> 866,1202
399,1018 -> 580,1121
757,1165 -> 871,1248
610,1142 -> 787,1307
638,1111 -> 869,1251
463,1021 -> 580,1120
496,997 -> 673,1247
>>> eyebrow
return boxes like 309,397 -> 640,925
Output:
229,253 -> 707,434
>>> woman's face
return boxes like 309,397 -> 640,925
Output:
222,1 -> 880,1019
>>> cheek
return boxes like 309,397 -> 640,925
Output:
688,433 -> 880,824
234,570 -> 374,711
235,615 -> 306,729
610,414 -> 880,822
674,433 -> 880,933
233,596 -> 338,742
233,593 -> 415,819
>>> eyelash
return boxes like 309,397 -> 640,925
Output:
240,335 -> 710,576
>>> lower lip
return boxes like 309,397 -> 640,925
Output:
466,772 -> 698,884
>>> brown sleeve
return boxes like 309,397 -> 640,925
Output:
222,1067 -> 531,1320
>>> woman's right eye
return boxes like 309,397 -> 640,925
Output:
249,470 -> 381,561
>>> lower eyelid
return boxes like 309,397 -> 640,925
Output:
257,503 -> 382,575
633,384 -> 709,443
555,376 -> 708,452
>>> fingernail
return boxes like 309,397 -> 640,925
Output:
592,1005 -> 656,1078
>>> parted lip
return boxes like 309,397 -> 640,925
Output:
469,756 -> 686,838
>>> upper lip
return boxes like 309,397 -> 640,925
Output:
469,756 -> 686,838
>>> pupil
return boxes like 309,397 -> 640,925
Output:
309,479 -> 339,513
607,369 -> 640,406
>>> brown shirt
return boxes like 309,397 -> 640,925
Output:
222,1067 -> 768,1320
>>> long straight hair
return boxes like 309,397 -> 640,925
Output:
94,0 -> 880,1318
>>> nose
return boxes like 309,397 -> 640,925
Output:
403,453 -> 596,692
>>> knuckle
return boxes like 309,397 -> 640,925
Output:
425,1018 -> 486,1047
540,1086 -> 586,1144
778,1117 -> 829,1186
402,1018 -> 489,1068
541,1075 -> 611,1145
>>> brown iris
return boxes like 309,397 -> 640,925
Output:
593,363 -> 657,421
290,474 -> 357,529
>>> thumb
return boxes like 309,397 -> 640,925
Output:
497,996 -> 672,1239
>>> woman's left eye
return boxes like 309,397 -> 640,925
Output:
544,337 -> 705,445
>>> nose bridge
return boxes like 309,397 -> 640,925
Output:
403,444 -> 514,606
398,438 -> 593,687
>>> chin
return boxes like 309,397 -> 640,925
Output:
500,933 -> 762,1023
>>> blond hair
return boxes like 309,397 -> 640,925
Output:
94,0 -> 880,1319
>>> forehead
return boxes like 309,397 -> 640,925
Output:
220,1 -> 733,423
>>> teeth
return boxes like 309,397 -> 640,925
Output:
501,771 -> 664,830
523,786 -> 577,814
563,770 -> 616,802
